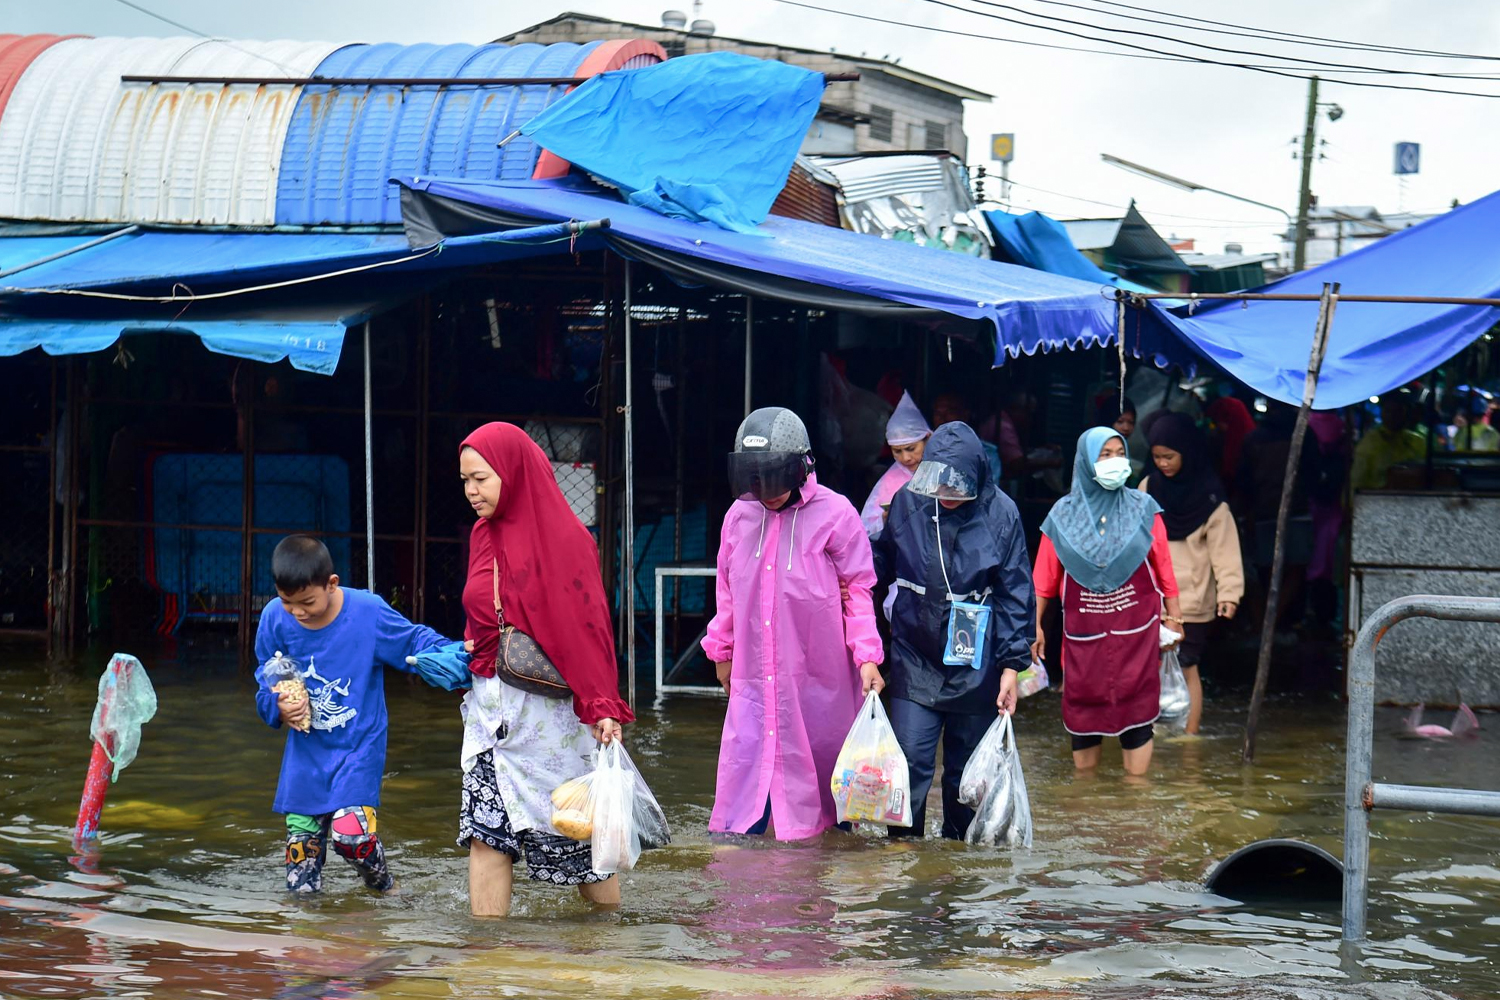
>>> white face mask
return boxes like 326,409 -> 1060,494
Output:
1093,455 -> 1132,491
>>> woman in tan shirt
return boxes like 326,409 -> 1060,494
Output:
1140,413 -> 1244,734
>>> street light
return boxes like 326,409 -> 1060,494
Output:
1099,153 -> 1292,222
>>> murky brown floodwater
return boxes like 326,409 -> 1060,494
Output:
0,641 -> 1495,1000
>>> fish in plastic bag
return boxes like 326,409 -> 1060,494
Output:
89,653 -> 158,781
958,711 -> 1010,807
1403,703 -> 1480,740
965,713 -> 1033,848
256,651 -> 310,733
830,691 -> 913,827
1159,648 -> 1190,724
1016,660 -> 1050,699
550,742 -> 671,874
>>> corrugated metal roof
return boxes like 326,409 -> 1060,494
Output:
274,41 -> 607,226
0,36 -> 341,225
0,34 -> 75,120
769,159 -> 839,227
812,154 -> 949,204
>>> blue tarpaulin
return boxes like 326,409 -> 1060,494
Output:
399,176 -> 1120,360
1135,190 -> 1500,409
520,52 -> 824,234
0,222 -> 592,374
986,209 -> 1158,294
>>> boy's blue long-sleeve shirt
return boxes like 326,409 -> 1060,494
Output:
254,588 -> 449,816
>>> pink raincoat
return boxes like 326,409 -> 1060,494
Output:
859,461 -> 913,537
703,473 -> 884,839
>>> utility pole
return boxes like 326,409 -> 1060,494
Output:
1293,75 -> 1319,271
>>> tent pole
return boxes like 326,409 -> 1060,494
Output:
744,296 -> 753,417
624,262 -> 637,711
363,321 -> 376,594
1243,281 -> 1340,763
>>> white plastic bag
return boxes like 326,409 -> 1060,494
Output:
830,691 -> 912,827
1159,648 -> 1190,723
550,742 -> 671,875
965,713 -> 1033,848
958,712 -> 1010,807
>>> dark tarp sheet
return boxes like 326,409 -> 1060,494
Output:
1135,189 -> 1500,409
398,177 -> 1119,361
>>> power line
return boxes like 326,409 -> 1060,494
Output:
108,0 -> 304,75
954,0 -> 1500,80
912,0 -> 1500,97
1091,0 -> 1500,63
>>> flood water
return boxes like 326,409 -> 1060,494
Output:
1,643 -> 1496,1000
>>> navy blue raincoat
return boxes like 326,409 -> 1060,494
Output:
871,422 -> 1035,713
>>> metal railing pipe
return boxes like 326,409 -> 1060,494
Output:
1368,783 -> 1500,817
1343,594 -> 1500,942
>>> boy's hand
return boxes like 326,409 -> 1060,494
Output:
278,691 -> 310,730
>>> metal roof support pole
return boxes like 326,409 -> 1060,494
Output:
363,321 -> 376,595
744,297 -> 753,418
624,261 -> 637,711
1243,281 -> 1339,763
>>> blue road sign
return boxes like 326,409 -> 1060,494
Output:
1394,142 -> 1420,176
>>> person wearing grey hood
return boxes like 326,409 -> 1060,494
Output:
871,422 -> 1034,840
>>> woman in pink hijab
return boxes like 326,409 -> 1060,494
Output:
703,407 -> 885,839
860,392 -> 933,537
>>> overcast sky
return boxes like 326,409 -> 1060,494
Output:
12,0 -> 1500,256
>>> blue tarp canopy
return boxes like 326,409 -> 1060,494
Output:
521,52 -> 824,234
0,223 -> 587,374
986,209 -> 1159,295
1135,189 -> 1500,409
399,177 -> 1119,360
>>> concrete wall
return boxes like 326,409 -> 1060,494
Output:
1350,491 -> 1500,706
499,20 -> 969,157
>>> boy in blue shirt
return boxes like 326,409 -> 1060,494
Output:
255,535 -> 462,893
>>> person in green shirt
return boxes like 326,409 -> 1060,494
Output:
1351,393 -> 1429,491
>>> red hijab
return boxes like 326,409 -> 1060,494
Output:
460,423 -> 633,726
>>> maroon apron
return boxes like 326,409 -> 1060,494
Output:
1060,558 -> 1162,737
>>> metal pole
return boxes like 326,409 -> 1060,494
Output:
45,359 -> 58,658
1368,783 -> 1500,816
1343,594 -> 1500,941
237,367 -> 256,661
744,296 -> 753,418
624,262 -> 637,711
363,321 -> 376,594
1293,75 -> 1319,271
1243,281 -> 1339,763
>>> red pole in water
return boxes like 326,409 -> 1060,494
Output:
74,657 -> 121,844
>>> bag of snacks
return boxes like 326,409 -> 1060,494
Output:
256,651 -> 310,734
830,691 -> 912,827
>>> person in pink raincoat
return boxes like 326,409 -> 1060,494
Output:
703,407 -> 885,840
859,391 -> 933,537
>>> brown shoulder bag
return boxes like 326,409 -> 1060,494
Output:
492,558 -> 571,699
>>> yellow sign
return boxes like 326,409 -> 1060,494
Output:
990,133 -> 1014,163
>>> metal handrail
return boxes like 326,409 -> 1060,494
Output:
1343,594 -> 1500,942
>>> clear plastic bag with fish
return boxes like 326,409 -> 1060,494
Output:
830,691 -> 913,827
255,651 -> 310,734
549,741 -> 670,874
1158,648 -> 1190,724
965,713 -> 1033,849
958,711 -> 1012,807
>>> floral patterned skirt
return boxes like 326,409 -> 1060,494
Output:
457,751 -> 609,886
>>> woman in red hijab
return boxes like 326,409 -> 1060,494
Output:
456,422 -> 634,917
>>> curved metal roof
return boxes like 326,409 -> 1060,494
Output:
0,34 -> 76,120
0,36 -> 343,225
275,40 -> 628,226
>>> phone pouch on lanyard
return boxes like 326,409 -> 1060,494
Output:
944,599 -> 990,668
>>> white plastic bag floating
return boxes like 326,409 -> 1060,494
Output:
549,742 -> 671,875
830,691 -> 912,827
89,653 -> 158,781
963,713 -> 1033,848
1159,648 -> 1190,724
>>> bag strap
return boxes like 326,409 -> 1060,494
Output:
491,558 -> 506,629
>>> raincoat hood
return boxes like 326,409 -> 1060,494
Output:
886,391 -> 933,447
910,422 -> 991,509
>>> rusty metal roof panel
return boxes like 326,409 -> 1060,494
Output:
0,36 -> 341,225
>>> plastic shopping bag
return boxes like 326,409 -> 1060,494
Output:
958,712 -> 1011,807
256,650 -> 309,733
89,653 -> 158,781
965,713 -> 1033,848
550,742 -> 671,875
830,691 -> 913,827
1016,660 -> 1050,699
1159,648 -> 1190,724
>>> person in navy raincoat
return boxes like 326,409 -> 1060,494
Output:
871,422 -> 1035,840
